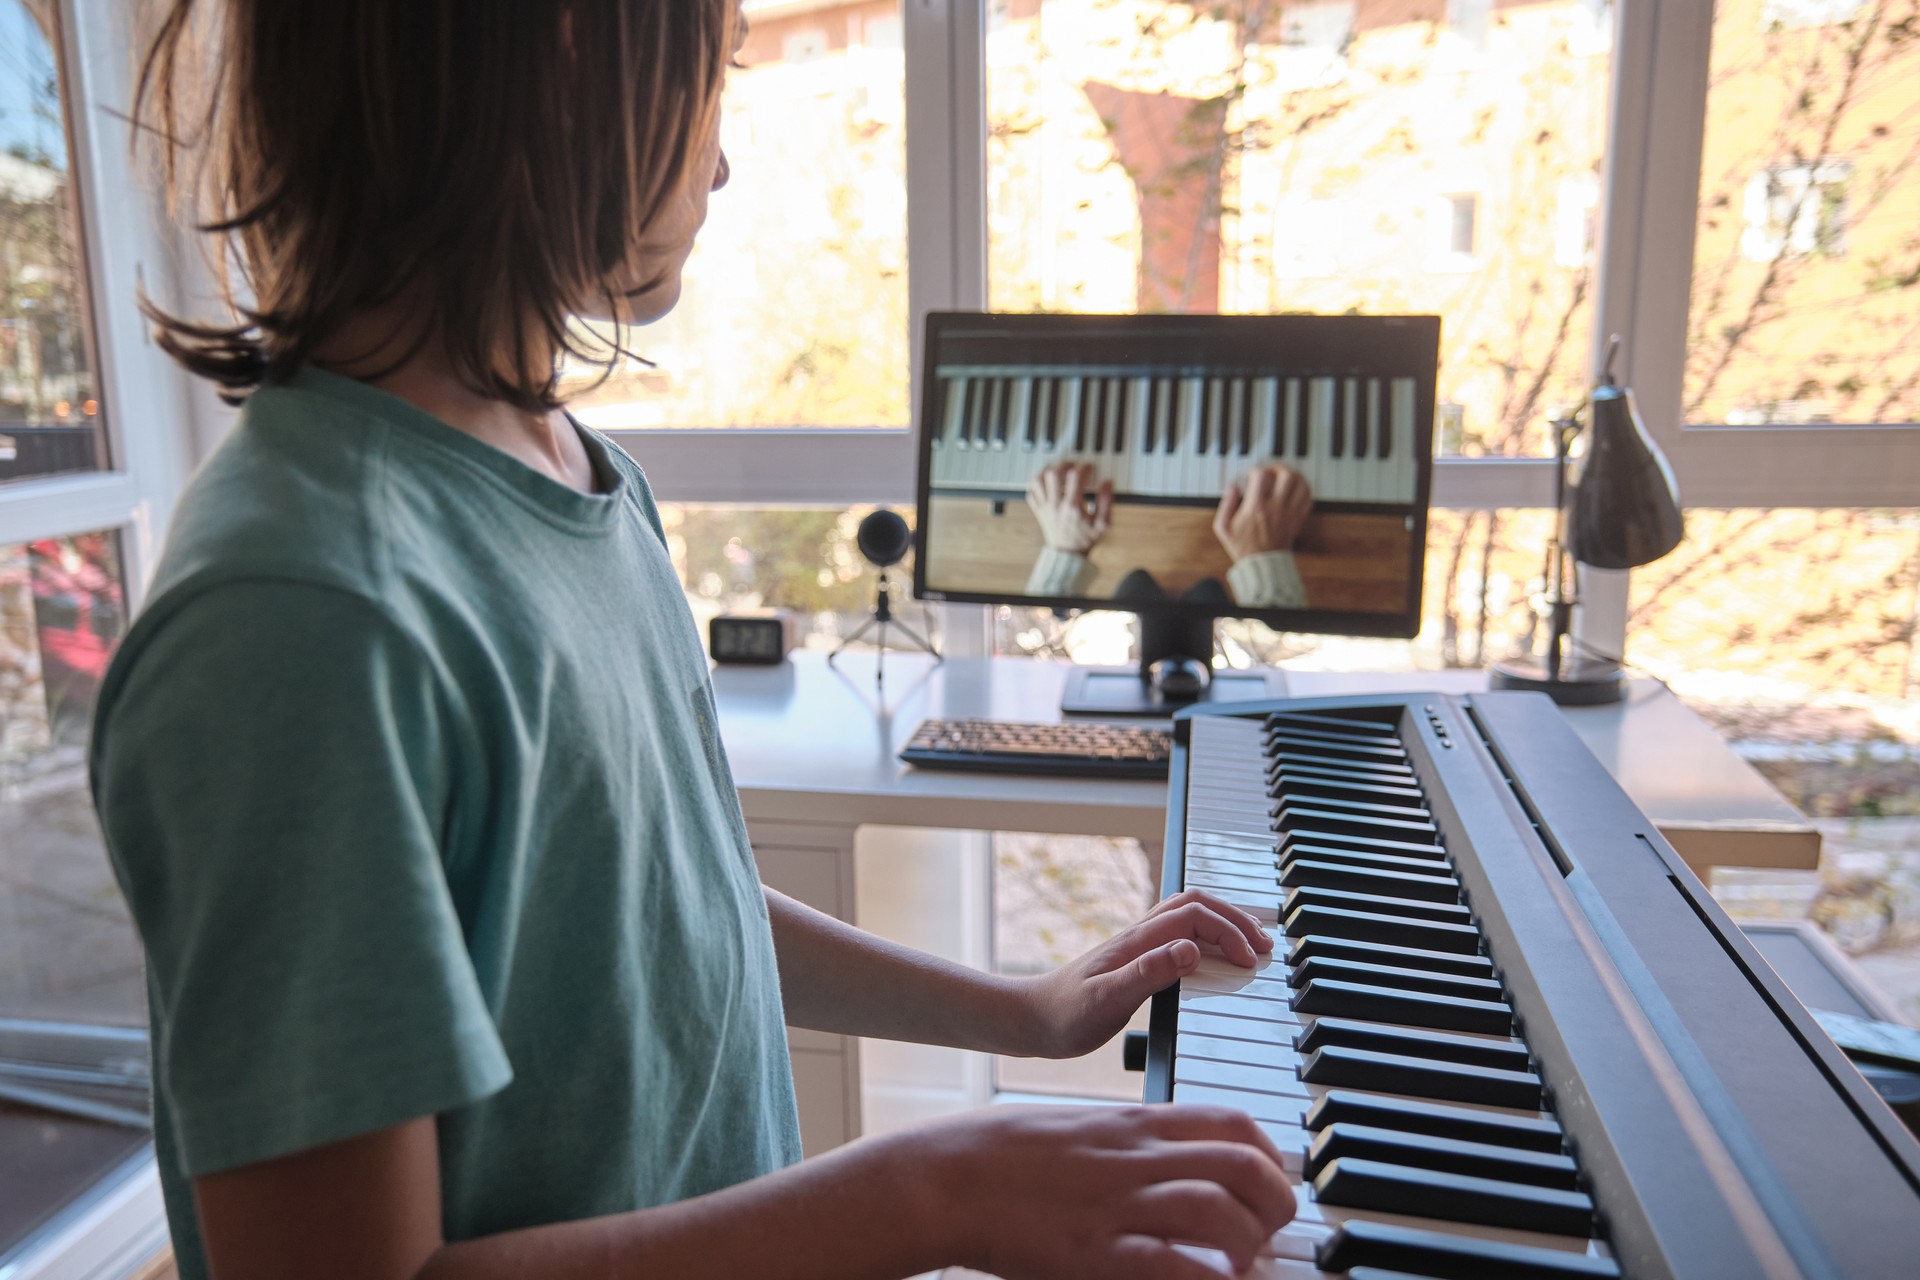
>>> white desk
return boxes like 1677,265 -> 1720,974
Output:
715,651 -> 1821,1151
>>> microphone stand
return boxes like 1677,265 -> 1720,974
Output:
829,570 -> 941,687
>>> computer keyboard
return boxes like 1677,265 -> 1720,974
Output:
899,718 -> 1173,780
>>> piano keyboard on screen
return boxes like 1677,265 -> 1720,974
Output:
1148,693 -> 1920,1279
928,367 -> 1420,508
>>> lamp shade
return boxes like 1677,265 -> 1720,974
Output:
1567,383 -> 1684,571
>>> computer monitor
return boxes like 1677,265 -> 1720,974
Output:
911,311 -> 1439,715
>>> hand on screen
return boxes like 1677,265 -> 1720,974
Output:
1026,461 -> 1114,556
1214,465 -> 1312,561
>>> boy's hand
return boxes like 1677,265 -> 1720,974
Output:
1018,889 -> 1272,1060
914,1103 -> 1296,1279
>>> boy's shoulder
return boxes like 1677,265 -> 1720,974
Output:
149,373 -> 402,606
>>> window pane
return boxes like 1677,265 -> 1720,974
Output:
658,503 -> 939,654
0,529 -> 149,1263
1631,508 -> 1920,1020
566,2 -> 909,430
1685,1 -> 1920,426
0,2 -> 107,486
992,830 -> 1151,1102
986,1 -> 1612,459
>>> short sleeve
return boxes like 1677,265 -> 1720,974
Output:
91,580 -> 512,1177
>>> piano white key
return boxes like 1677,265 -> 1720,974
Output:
1179,1031 -> 1300,1069
1174,1243 -> 1327,1277
1174,376 -> 1204,501
1177,1054 -> 1310,1099
1362,378 -> 1384,504
1124,376 -> 1151,494
1193,954 -> 1285,982
1180,971 -> 1293,1004
1057,376 -> 1082,455
1335,377 -> 1361,504
1189,867 -> 1285,897
1305,378 -> 1336,499
1180,1009 -> 1300,1046
1253,376 -> 1281,464
1205,376 -> 1228,498
1008,376 -> 1033,454
1180,987 -> 1302,1024
1391,376 -> 1419,504
1148,376 -> 1178,496
1175,1081 -> 1310,1126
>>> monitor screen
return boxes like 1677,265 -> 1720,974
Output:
912,311 -> 1439,640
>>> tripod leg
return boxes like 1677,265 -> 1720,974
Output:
829,613 -> 882,665
887,617 -> 943,661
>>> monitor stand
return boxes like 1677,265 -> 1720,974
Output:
1058,612 -> 1288,717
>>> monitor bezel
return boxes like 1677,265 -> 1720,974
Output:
910,310 -> 1439,641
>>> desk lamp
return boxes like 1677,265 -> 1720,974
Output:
1492,337 -> 1684,705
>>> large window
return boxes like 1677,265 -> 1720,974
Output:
986,0 -> 1612,465
0,0 -> 104,486
567,1 -> 910,431
1686,1 -> 1920,428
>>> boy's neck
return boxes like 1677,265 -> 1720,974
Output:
312,307 -> 600,496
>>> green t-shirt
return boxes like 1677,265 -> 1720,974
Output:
90,367 -> 802,1279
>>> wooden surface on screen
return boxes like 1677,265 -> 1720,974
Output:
925,496 -> 1411,613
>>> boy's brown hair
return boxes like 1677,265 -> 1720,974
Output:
137,1 -> 735,412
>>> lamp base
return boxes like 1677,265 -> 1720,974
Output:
1488,654 -> 1627,706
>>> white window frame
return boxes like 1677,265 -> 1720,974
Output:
1601,0 -> 1920,514
0,4 -> 214,1272
0,0 -> 205,605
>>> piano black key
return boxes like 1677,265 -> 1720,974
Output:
1281,847 -> 1455,880
1307,1123 -> 1581,1190
1269,742 -> 1415,770
1266,732 -> 1409,763
1316,1221 -> 1619,1279
1276,808 -> 1441,844
1279,858 -> 1460,901
1283,904 -> 1482,955
1330,382 -> 1346,458
1351,377 -> 1369,458
1288,934 -> 1494,977
993,378 -> 1012,448
1290,955 -> 1502,1002
1283,886 -> 1470,926
1295,1016 -> 1532,1072
1107,376 -> 1127,453
1305,1089 -> 1564,1152
1138,378 -> 1157,454
1291,378 -> 1312,456
1236,379 -> 1254,455
1158,377 -> 1177,453
1197,378 -> 1214,454
1276,793 -> 1432,825
1269,379 -> 1288,458
1039,378 -> 1057,447
1278,831 -> 1448,862
1313,1158 -> 1595,1237
1275,785 -> 1431,817
1373,378 -> 1391,460
1301,1044 -> 1544,1111
1292,978 -> 1512,1035
1228,378 -> 1244,458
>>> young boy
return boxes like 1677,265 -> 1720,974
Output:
92,3 -> 1296,1277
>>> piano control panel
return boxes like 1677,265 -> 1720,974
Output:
1149,694 -> 1920,1279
